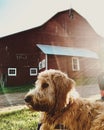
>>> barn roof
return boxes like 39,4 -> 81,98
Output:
37,44 -> 99,59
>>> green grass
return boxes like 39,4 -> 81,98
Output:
0,84 -> 34,94
0,77 -> 98,94
0,108 -> 40,130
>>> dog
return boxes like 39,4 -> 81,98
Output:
25,69 -> 104,130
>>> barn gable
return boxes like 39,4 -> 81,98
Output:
0,9 -> 103,86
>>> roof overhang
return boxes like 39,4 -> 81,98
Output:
37,44 -> 99,59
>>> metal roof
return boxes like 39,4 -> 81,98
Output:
37,44 -> 99,59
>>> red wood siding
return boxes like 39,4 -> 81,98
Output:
48,55 -> 100,79
0,9 -> 103,86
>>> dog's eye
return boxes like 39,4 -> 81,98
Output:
42,83 -> 49,89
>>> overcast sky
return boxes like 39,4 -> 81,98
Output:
0,0 -> 104,38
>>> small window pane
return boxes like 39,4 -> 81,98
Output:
42,59 -> 46,68
8,68 -> 17,76
72,57 -> 80,71
39,62 -> 42,70
39,59 -> 46,70
30,68 -> 37,76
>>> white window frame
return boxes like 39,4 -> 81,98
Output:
42,59 -> 46,68
39,61 -> 42,70
30,68 -> 37,76
72,57 -> 80,71
8,68 -> 17,76
39,59 -> 46,70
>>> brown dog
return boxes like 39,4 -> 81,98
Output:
25,69 -> 104,130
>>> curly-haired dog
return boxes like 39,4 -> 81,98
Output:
25,69 -> 104,130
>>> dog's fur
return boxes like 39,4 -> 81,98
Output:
25,69 -> 104,130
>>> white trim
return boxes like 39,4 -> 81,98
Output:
8,68 -> 17,76
30,68 -> 38,76
72,57 -> 80,71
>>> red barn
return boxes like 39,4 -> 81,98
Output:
0,9 -> 102,86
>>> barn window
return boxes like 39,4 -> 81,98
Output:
72,57 -> 80,71
30,68 -> 37,76
39,59 -> 46,70
42,59 -> 46,68
39,62 -> 42,70
8,68 -> 17,76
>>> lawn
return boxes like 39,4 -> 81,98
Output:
0,84 -> 34,94
0,77 -> 98,95
0,108 -> 40,130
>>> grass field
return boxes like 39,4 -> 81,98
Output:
0,84 -> 34,94
0,108 -> 39,130
0,77 -> 97,95
0,84 -> 39,130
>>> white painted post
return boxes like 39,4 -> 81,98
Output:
45,54 -> 48,70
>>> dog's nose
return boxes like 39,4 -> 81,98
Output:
24,96 -> 32,103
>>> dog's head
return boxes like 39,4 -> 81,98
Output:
25,69 -> 78,113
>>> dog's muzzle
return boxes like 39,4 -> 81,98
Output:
24,95 -> 50,112
24,95 -> 35,110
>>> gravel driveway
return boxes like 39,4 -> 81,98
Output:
0,92 -> 26,108
0,84 -> 101,112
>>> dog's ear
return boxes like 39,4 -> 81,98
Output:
52,72 -> 75,111
66,77 -> 76,91
52,72 -> 75,92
